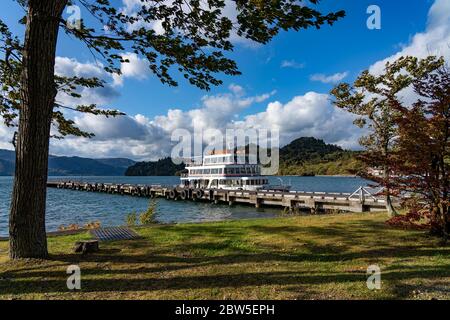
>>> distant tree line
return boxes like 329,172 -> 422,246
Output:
125,157 -> 185,176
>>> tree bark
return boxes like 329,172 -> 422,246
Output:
383,166 -> 398,217
9,0 -> 67,259
386,194 -> 397,217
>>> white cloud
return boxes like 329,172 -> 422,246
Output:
228,83 -> 245,96
55,54 -> 153,106
45,85 -> 277,160
365,0 -> 450,106
310,72 -> 349,84
281,60 -> 305,69
0,87 -> 360,159
73,114 -> 148,141
113,52 -> 150,86
55,57 -> 104,78
0,125 -> 15,150
369,0 -> 450,74
233,92 -> 361,149
55,57 -> 119,107
39,89 -> 362,160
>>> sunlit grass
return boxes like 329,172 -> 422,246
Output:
0,212 -> 448,300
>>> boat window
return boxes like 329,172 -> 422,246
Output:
203,169 -> 210,174
218,168 -> 223,174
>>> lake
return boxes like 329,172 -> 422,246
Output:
0,175 -> 372,236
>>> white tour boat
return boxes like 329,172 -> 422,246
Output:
180,149 -> 290,191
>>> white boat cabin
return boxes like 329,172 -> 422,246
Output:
180,150 -> 270,191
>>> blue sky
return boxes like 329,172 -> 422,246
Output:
0,0 -> 448,160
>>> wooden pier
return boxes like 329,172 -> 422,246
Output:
47,180 -> 388,213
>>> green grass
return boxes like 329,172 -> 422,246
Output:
0,212 -> 449,300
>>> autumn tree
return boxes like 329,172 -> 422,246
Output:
330,56 -> 443,217
391,62 -> 449,239
0,0 -> 345,259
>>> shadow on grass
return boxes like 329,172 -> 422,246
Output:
1,263 -> 448,296
1,218 -> 448,297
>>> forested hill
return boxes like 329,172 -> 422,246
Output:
0,149 -> 136,176
125,157 -> 185,176
280,137 -> 344,163
279,137 -> 363,176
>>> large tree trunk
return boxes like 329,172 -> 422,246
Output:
9,0 -> 67,259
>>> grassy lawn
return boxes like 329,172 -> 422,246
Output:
0,212 -> 449,300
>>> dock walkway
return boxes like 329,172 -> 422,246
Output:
47,181 -> 388,213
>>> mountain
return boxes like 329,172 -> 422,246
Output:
96,158 -> 136,168
125,157 -> 185,176
0,149 -> 136,176
0,159 -> 14,176
280,137 -> 344,164
279,137 -> 363,176
0,150 -> 15,176
0,149 -> 15,163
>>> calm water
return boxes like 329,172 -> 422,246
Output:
0,176 -> 371,236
